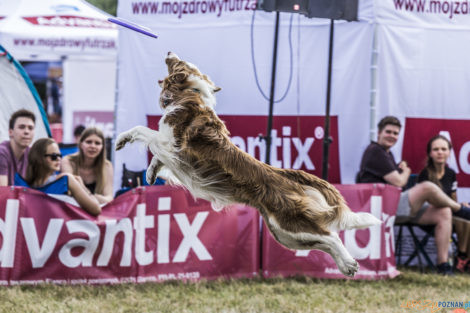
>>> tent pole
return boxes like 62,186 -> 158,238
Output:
369,24 -> 379,142
321,19 -> 335,181
265,11 -> 280,165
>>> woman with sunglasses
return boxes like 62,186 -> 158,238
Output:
61,127 -> 113,204
25,138 -> 101,215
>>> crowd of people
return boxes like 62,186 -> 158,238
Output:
1,109 -> 469,275
0,109 -> 113,216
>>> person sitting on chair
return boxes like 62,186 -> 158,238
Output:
357,116 -> 470,275
25,138 -> 101,216
418,134 -> 470,273
61,127 -> 113,204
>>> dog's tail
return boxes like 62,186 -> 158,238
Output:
336,209 -> 382,231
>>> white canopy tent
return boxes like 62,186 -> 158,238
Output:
0,0 -> 118,143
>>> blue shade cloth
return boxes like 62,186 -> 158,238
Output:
142,171 -> 166,186
14,173 -> 68,195
115,169 -> 166,198
59,143 -> 78,157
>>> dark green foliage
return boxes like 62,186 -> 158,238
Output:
85,0 -> 117,16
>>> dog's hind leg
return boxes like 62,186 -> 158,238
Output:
267,218 -> 359,277
146,156 -> 164,185
115,126 -> 159,151
300,232 -> 359,277
337,210 -> 381,231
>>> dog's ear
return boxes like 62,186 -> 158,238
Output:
213,86 -> 221,93
169,72 -> 188,84
165,57 -> 178,70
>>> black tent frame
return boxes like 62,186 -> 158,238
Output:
264,14 -> 336,181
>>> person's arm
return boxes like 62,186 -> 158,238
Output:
62,173 -> 101,215
449,171 -> 467,205
94,161 -> 114,204
383,162 -> 411,188
61,155 -> 75,174
0,175 -> 7,187
0,154 -> 9,186
451,191 -> 458,202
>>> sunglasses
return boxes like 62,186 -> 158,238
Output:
44,153 -> 62,161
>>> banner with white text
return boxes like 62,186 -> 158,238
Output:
262,184 -> 401,280
0,186 -> 259,285
147,115 -> 341,182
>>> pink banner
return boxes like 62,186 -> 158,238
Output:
0,186 -> 260,285
147,115 -> 341,183
262,184 -> 401,280
402,117 -> 470,187
0,184 -> 401,284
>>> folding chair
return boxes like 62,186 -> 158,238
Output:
395,223 -> 436,272
395,223 -> 458,272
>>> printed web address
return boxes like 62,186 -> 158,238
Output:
13,38 -> 116,50
394,0 -> 470,19
131,0 -> 257,18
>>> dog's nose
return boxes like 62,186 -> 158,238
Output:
166,52 -> 180,60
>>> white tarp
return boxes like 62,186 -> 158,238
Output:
114,0 -> 374,189
0,0 -> 116,59
0,0 -> 118,143
114,0 -> 470,199
374,0 -> 470,199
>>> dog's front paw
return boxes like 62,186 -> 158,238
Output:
146,157 -> 163,185
338,258 -> 359,277
146,168 -> 157,186
115,133 -> 132,151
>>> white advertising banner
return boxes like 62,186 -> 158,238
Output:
0,0 -> 117,58
377,0 -> 470,28
114,0 -> 374,189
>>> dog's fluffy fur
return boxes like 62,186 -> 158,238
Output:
116,52 -> 381,277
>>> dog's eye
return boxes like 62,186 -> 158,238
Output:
192,88 -> 200,93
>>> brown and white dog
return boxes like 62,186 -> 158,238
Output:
116,52 -> 381,277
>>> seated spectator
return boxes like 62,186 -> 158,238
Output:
357,116 -> 470,275
0,109 -> 35,186
418,135 -> 470,273
25,138 -> 101,215
61,127 -> 113,204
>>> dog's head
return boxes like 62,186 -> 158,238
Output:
159,52 -> 221,110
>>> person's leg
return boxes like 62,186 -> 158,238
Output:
408,181 -> 460,214
415,205 -> 452,264
452,217 -> 470,272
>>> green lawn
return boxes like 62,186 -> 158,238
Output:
1,268 -> 468,313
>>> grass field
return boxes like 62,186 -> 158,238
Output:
1,268 -> 469,313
